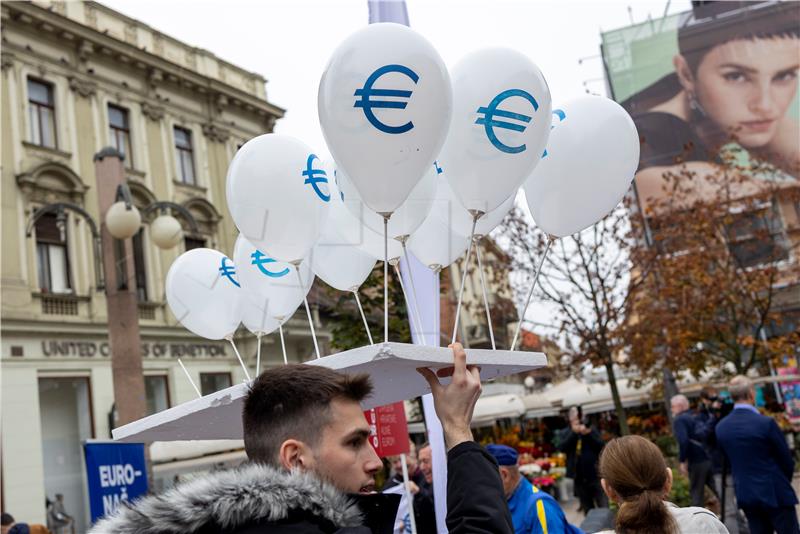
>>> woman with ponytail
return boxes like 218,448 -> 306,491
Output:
596,435 -> 728,534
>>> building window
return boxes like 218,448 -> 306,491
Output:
184,236 -> 206,251
35,213 -> 71,293
132,229 -> 148,302
200,372 -> 232,395
144,375 -> 170,415
174,126 -> 196,185
28,78 -> 57,148
108,104 -> 133,168
725,203 -> 788,268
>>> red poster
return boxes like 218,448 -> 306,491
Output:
364,402 -> 410,458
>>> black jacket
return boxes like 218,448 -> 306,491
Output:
558,426 -> 605,483
89,441 -> 512,534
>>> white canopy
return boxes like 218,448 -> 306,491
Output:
471,393 -> 526,427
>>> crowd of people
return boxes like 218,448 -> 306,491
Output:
4,346 -> 798,534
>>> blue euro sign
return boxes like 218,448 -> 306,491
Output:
542,109 -> 567,158
251,250 -> 290,278
302,154 -> 330,202
476,89 -> 539,154
218,258 -> 240,287
433,160 -> 443,175
354,64 -> 419,134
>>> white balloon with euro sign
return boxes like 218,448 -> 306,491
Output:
165,248 -> 243,340
336,165 -> 437,240
311,166 -> 377,292
524,96 -> 640,238
241,294 -> 286,336
233,234 -> 313,322
226,134 -> 330,263
318,22 -> 452,215
440,47 -> 552,215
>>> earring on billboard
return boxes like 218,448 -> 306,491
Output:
688,91 -> 707,118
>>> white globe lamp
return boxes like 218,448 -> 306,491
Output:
151,214 -> 183,249
105,201 -> 141,240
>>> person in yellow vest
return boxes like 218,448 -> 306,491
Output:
487,445 -> 584,534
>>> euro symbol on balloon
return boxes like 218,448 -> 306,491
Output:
251,250 -> 290,278
354,64 -> 419,135
218,258 -> 241,287
475,89 -> 539,154
302,154 -> 330,202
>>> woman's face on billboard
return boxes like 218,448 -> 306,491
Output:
688,37 -> 799,148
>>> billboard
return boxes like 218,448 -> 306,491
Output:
601,1 -> 799,210
83,442 -> 148,524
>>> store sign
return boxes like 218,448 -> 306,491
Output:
364,402 -> 410,458
40,340 -> 227,358
84,442 -> 148,524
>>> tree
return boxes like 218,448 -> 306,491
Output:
502,205 -> 643,435
625,151 -> 800,380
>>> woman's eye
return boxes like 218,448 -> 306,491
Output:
773,70 -> 798,83
722,71 -> 747,83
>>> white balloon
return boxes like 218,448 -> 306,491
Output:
165,248 -> 243,340
233,234 -> 313,321
408,198 -> 471,270
358,223 -> 404,262
241,294 -> 285,336
524,96 -> 639,237
431,162 -> 517,239
226,134 -> 330,262
311,170 -> 377,291
318,23 -> 452,214
440,48 -> 552,214
337,165 -> 436,240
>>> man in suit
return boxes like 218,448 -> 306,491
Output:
671,394 -> 719,507
715,375 -> 799,534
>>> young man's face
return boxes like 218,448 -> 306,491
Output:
307,398 -> 382,494
418,445 -> 433,484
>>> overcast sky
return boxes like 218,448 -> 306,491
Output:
102,0 -> 691,338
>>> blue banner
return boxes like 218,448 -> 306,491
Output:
83,442 -> 148,524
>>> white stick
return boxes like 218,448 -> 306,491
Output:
475,239 -> 496,351
401,240 -> 427,346
393,263 -> 424,344
401,453 -> 418,534
278,323 -> 288,365
451,215 -> 479,344
353,290 -> 374,345
510,237 -> 554,351
178,358 -> 201,398
256,332 -> 262,376
295,265 -> 321,359
227,337 -> 252,381
383,215 -> 389,344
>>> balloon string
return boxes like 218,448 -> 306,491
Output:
228,337 -> 252,381
353,290 -> 374,345
278,323 -> 288,365
475,239 -> 496,351
178,358 -> 202,398
401,241 -> 427,346
510,237 -> 554,351
383,215 -> 389,344
393,263 -> 424,344
256,332 -> 262,376
296,265 -> 321,359
451,214 -> 479,345
400,453 -> 418,534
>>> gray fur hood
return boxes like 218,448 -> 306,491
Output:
89,462 -> 363,533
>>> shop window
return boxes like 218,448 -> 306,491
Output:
200,372 -> 232,395
145,375 -> 170,415
174,126 -> 196,185
28,78 -> 57,148
35,212 -> 71,293
108,104 -> 133,168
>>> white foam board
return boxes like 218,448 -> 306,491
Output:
113,342 -> 547,443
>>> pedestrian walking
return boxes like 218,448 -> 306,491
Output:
559,406 -> 608,514
715,375 -> 799,534
671,394 -> 720,508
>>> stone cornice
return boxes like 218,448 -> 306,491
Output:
201,122 -> 230,143
3,1 -> 285,120
68,75 -> 97,98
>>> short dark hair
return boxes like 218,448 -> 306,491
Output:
242,364 -> 373,465
1,513 -> 14,526
678,2 -> 800,74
